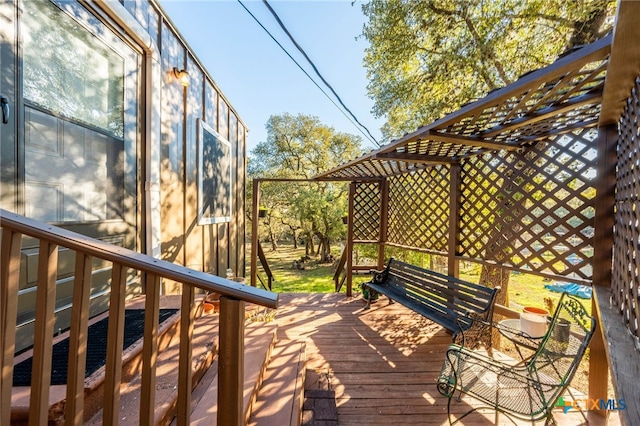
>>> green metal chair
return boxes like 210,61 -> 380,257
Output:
437,292 -> 595,425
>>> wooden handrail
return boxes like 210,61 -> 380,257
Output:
333,248 -> 347,291
256,240 -> 274,290
0,210 -> 278,307
0,209 -> 278,426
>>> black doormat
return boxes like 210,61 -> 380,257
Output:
12,308 -> 178,386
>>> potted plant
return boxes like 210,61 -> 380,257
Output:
204,292 -> 220,313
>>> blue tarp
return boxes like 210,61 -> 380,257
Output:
544,282 -> 592,299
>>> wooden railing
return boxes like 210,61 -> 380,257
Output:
333,248 -> 348,292
0,209 -> 278,426
256,240 -> 274,290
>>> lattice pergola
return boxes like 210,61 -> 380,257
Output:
316,35 -> 610,286
310,9 -> 640,418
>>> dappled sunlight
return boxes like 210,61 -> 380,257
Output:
358,301 -> 448,357
278,310 -> 342,340
272,294 -> 593,423
353,329 -> 397,368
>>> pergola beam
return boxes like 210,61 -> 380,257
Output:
372,152 -> 456,165
517,118 -> 600,143
425,131 -> 520,151
599,0 -> 640,126
314,35 -> 611,182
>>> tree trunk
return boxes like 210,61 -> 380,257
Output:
568,6 -> 609,48
317,236 -> 332,263
433,255 -> 447,274
292,230 -> 298,249
306,235 -> 315,256
479,264 -> 510,307
267,225 -> 278,251
479,263 -> 510,347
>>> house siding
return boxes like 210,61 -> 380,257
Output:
0,0 -> 248,350
149,0 -> 247,284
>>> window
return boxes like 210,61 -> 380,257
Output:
22,0 -> 124,137
21,0 -> 137,223
198,119 -> 232,224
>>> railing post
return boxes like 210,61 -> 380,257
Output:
177,283 -> 195,425
218,295 -> 245,426
65,252 -> 93,425
29,240 -> 59,426
1,229 -> 22,426
140,273 -> 161,425
103,263 -> 127,426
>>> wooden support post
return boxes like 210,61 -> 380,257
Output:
346,182 -> 356,297
218,296 -> 245,426
65,252 -> 93,425
448,164 -> 461,278
589,124 -> 617,412
177,282 -> 195,426
1,229 -> 22,426
140,273 -> 161,425
29,240 -> 58,426
251,179 -> 260,287
103,263 -> 127,426
378,179 -> 389,270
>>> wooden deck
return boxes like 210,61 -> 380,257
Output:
272,293 -> 609,425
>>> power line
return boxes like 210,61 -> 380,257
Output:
261,0 -> 380,146
236,0 -> 380,147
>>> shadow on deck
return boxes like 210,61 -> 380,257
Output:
274,293 -> 615,426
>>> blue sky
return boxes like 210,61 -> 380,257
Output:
159,0 -> 385,153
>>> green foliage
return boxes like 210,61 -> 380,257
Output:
250,113 -> 361,179
360,0 -> 615,140
248,114 -> 362,258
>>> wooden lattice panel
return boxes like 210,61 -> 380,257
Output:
612,76 -> 640,339
352,182 -> 381,242
437,59 -> 608,144
387,166 -> 450,252
459,127 -> 598,281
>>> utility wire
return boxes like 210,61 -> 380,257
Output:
261,0 -> 380,146
236,0 -> 380,147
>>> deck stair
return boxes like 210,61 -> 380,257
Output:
10,295 -> 309,425
85,311 -> 278,425
85,305 -> 309,425
248,339 -> 307,426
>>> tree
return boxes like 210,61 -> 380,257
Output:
360,0 -> 615,140
249,113 -> 362,261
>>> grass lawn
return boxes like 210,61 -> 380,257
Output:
255,242 -> 590,316
253,243 -> 374,293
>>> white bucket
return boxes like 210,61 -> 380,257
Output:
520,312 -> 547,338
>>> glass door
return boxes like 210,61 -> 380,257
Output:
15,0 -> 141,352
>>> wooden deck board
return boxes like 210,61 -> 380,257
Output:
272,293 -> 603,425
